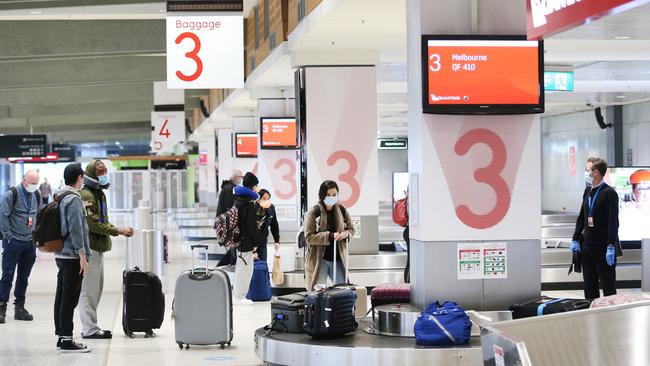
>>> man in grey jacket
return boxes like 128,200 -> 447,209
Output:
0,169 -> 41,324
53,163 -> 91,353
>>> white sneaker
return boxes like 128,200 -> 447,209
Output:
233,298 -> 254,306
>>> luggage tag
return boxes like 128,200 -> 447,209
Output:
27,217 -> 33,227
588,217 -> 594,227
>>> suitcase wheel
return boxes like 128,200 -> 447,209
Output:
145,330 -> 156,338
220,343 -> 225,349
186,344 -> 190,350
124,328 -> 135,339
177,342 -> 184,350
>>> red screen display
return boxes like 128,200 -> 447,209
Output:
424,38 -> 542,111
261,118 -> 297,148
235,133 -> 258,157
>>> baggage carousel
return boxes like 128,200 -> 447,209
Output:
254,319 -> 483,366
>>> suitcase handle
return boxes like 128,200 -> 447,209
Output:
332,239 -> 350,286
190,244 -> 210,276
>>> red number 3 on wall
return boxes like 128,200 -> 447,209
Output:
454,129 -> 511,229
175,32 -> 203,82
327,150 -> 360,208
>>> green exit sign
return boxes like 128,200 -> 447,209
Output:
544,71 -> 574,92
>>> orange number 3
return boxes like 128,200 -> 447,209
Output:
327,150 -> 360,208
175,32 -> 203,82
454,129 -> 511,229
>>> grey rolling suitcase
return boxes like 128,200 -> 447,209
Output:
173,245 -> 233,349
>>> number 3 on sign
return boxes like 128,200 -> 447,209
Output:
454,129 -> 510,229
175,32 -> 203,82
327,151 -> 360,208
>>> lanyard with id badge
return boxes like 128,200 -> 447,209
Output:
20,189 -> 33,228
587,184 -> 603,228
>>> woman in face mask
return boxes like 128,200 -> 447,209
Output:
303,180 -> 355,290
254,189 -> 280,263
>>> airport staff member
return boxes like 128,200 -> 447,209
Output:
0,170 -> 42,324
584,156 -> 598,188
571,158 -> 619,299
79,160 -> 133,339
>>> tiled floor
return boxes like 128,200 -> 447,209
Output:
0,214 -> 644,366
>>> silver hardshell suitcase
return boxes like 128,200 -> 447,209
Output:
173,244 -> 233,349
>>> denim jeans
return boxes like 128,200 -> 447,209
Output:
0,239 -> 37,303
316,259 -> 346,286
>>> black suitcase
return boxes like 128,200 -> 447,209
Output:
270,292 -> 308,333
123,267 -> 165,338
510,296 -> 591,319
304,288 -> 357,338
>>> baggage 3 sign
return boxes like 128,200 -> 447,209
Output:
166,14 -> 244,89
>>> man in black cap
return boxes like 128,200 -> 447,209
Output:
232,172 -> 260,305
53,163 -> 92,352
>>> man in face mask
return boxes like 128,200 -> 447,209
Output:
78,159 -> 133,339
584,157 -> 598,188
0,170 -> 42,324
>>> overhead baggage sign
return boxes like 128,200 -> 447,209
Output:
166,14 -> 244,89
527,0 -> 649,39
0,135 -> 47,158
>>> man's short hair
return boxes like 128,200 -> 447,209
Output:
592,158 -> 608,177
587,157 -> 599,164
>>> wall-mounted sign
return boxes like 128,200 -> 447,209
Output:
151,111 -> 186,155
378,138 -> 408,150
166,14 -> 244,89
0,135 -> 47,158
544,71 -> 574,91
527,0 -> 646,40
51,144 -> 76,162
199,151 -> 209,165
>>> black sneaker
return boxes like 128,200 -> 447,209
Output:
59,339 -> 91,353
56,338 -> 62,350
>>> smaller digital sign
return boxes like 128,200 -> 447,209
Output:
234,133 -> 258,158
0,135 -> 47,158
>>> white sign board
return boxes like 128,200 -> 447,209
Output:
151,111 -> 185,154
166,14 -> 244,89
457,242 -> 507,280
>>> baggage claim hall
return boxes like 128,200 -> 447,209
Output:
1,0 -> 650,365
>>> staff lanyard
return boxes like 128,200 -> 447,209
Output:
19,188 -> 31,213
588,183 -> 603,216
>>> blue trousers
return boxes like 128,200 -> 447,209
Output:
0,239 -> 37,303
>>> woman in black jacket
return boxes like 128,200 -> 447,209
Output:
254,189 -> 281,262
232,172 -> 260,305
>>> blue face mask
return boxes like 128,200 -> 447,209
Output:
98,175 -> 109,186
323,196 -> 337,206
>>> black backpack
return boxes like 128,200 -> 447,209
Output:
32,192 -> 75,253
0,187 -> 41,240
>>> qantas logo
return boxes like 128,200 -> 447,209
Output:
530,0 -> 583,27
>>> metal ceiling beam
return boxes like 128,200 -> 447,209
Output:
0,1 -> 161,12
0,83 -> 153,105
0,56 -> 165,89
8,100 -> 153,119
0,20 -> 164,60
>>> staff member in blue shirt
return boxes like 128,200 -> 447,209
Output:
0,170 -> 42,324
571,158 -> 619,299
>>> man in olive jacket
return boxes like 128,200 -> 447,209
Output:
79,159 -> 133,339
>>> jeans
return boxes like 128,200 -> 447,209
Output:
54,258 -> 83,337
257,238 -> 269,263
0,239 -> 37,303
316,260 -> 346,286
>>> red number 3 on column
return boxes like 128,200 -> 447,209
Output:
175,32 -> 203,82
327,150 -> 360,208
454,129 -> 510,229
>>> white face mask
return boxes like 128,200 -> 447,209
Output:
585,171 -> 593,186
323,196 -> 338,206
26,184 -> 38,193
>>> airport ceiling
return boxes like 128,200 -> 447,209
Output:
1,0 -> 650,144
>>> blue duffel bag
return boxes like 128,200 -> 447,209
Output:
247,260 -> 272,301
414,301 -> 471,346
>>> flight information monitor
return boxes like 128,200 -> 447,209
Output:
422,35 -> 544,115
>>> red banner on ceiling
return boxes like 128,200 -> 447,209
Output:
526,0 -> 650,40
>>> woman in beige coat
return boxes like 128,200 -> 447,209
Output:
304,180 -> 355,290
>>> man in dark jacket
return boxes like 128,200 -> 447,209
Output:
571,158 -> 619,299
216,169 -> 243,216
232,172 -> 260,305
79,159 -> 133,339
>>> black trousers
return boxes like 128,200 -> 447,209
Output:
581,244 -> 616,299
53,258 -> 83,337
403,226 -> 410,283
